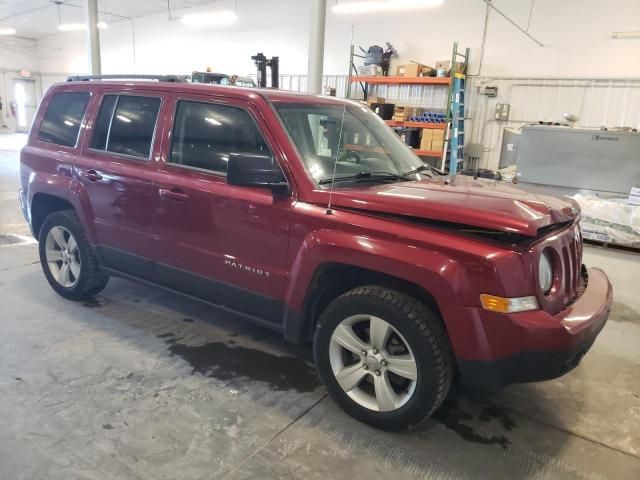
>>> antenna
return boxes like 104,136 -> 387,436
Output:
325,25 -> 354,216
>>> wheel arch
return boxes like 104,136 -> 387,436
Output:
30,193 -> 75,240
288,261 -> 447,344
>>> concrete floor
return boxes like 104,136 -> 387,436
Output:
1,133 -> 639,479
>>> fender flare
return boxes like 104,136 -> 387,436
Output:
283,229 -> 472,343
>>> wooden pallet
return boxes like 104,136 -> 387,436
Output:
584,238 -> 640,255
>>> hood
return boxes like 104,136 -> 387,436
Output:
325,175 -> 579,237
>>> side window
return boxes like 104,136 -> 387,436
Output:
38,92 -> 90,147
169,100 -> 270,175
91,95 -> 117,150
90,94 -> 161,159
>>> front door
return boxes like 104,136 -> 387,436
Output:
76,92 -> 164,278
152,94 -> 294,325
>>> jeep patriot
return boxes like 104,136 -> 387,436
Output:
19,79 -> 613,431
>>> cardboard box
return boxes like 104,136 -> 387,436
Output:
420,129 -> 434,151
358,64 -> 383,76
393,106 -> 409,122
405,107 -> 423,118
366,96 -> 385,105
430,130 -> 445,150
421,66 -> 436,77
396,63 -> 423,77
628,186 -> 640,206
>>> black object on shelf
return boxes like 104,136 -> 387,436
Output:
395,127 -> 421,148
370,103 -> 395,120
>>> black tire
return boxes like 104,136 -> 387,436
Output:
38,210 -> 109,300
313,286 -> 454,431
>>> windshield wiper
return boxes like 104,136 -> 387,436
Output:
318,171 -> 410,185
403,164 -> 444,177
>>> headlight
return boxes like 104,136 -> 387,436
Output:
539,250 -> 553,294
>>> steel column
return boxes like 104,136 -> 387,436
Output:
84,0 -> 101,75
307,0 -> 326,94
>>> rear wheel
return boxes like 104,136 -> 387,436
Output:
314,286 -> 453,431
39,210 -> 109,300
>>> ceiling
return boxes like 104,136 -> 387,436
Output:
0,0 -> 219,39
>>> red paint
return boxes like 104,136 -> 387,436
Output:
20,81 -> 612,383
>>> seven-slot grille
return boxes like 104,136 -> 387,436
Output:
559,225 -> 583,304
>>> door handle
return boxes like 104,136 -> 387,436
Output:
159,187 -> 190,202
84,169 -> 103,182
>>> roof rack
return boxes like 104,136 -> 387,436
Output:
66,74 -> 188,83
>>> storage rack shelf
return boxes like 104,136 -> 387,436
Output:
413,149 -> 442,157
384,120 -> 447,130
349,42 -> 469,172
349,76 -> 451,86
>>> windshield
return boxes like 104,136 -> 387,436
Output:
274,102 -> 425,187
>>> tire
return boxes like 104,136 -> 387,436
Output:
313,286 -> 454,431
38,210 -> 109,300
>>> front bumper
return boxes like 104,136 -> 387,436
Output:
456,267 -> 612,389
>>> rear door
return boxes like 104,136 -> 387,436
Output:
76,90 -> 165,278
152,93 -> 295,324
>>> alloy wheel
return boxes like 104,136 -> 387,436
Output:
329,314 -> 418,412
45,226 -> 81,288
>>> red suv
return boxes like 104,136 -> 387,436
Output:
19,79 -> 612,431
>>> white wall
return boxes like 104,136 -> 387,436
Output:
33,0 -> 640,79
0,40 -> 40,131
5,0 -> 640,164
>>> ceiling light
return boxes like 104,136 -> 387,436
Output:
612,31 -> 640,39
180,11 -> 238,27
332,0 -> 444,14
57,22 -> 108,32
0,27 -> 16,35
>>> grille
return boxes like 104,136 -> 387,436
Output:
560,226 -> 583,303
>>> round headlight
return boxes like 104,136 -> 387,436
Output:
539,251 -> 553,294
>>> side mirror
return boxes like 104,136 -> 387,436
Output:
227,153 -> 290,195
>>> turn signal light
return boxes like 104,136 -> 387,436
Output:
480,294 -> 539,313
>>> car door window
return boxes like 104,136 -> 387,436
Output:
38,92 -> 90,147
90,94 -> 117,150
169,100 -> 270,175
90,94 -> 161,159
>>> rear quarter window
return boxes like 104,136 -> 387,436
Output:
38,92 -> 90,147
90,94 -> 161,159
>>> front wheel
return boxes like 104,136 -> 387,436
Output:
38,210 -> 109,300
313,286 -> 454,431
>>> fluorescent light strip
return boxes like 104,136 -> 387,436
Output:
0,27 -> 16,35
612,31 -> 640,39
332,0 -> 444,14
180,10 -> 238,27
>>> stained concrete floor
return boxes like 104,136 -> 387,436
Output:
1,133 -> 639,479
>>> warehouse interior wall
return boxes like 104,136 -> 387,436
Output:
30,0 -> 640,80
2,0 -> 639,166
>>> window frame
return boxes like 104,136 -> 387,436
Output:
166,98 -> 275,178
87,92 -> 163,162
37,91 -> 92,149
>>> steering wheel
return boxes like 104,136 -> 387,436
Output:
337,149 -> 361,164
